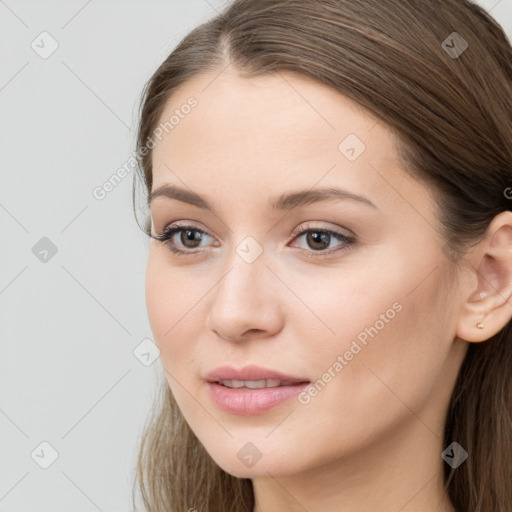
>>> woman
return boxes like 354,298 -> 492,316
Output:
132,1 -> 512,510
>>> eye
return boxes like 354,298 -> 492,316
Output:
150,221 -> 355,259
150,222 -> 217,255
289,222 -> 355,259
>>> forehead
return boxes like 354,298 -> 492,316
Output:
154,69 -> 385,155
149,68 -> 431,218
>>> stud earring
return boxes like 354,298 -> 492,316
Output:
475,291 -> 487,328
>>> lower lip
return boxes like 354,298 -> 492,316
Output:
207,382 -> 309,415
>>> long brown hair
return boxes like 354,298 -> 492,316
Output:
131,1 -> 512,510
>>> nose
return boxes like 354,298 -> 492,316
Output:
205,249 -> 284,343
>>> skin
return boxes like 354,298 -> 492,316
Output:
145,67 -> 512,512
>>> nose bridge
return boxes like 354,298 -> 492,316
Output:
215,242 -> 268,311
206,238 -> 282,340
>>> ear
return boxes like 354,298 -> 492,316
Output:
456,211 -> 512,343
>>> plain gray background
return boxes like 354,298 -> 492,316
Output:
1,1 -> 511,510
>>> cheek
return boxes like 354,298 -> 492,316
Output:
145,250 -> 196,335
144,250 -> 214,373
280,261 -> 403,363
145,254 -> 170,343
303,267 -> 454,435
145,262 -> 201,410
145,252 -> 189,356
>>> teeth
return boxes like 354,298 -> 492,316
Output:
219,379 -> 296,389
245,380 -> 267,389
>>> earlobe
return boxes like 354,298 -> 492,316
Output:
455,212 -> 512,343
456,298 -> 491,343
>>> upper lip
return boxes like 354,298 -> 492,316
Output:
204,365 -> 310,383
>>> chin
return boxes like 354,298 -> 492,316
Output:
204,443 -> 307,479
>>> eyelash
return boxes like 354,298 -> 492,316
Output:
150,221 -> 356,259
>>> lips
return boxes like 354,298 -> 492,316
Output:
204,364 -> 311,415
204,364 -> 310,385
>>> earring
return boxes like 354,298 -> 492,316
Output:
476,291 -> 487,328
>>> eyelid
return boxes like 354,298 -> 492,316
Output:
290,221 -> 354,240
151,220 -> 210,240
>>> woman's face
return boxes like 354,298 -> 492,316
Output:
145,68 -> 469,477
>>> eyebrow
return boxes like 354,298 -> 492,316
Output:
148,184 -> 378,212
